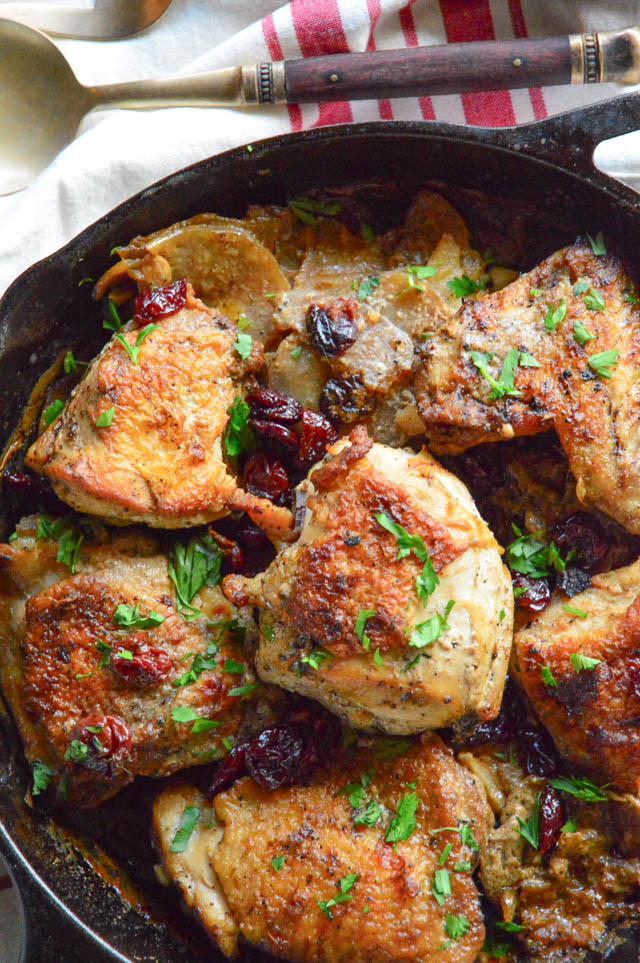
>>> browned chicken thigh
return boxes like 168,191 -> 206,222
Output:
414,240 -> 640,533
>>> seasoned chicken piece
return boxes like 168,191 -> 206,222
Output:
94,214 -> 290,346
153,734 -> 491,962
26,284 -> 291,534
225,427 -> 513,733
513,558 -> 640,795
0,516 -> 282,807
414,240 -> 640,533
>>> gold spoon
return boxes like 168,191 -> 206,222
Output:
2,18 -> 639,197
0,0 -> 173,40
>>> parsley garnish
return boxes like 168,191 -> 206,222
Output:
506,525 -> 566,578
353,801 -> 383,826
583,288 -> 605,312
375,512 -> 439,602
439,843 -> 453,865
289,195 -> 341,226
31,761 -> 54,796
114,323 -> 157,365
223,658 -> 245,675
544,299 -> 567,332
573,319 -> 595,345
570,652 -> 600,671
341,770 -> 374,808
470,350 -> 522,399
113,602 -> 164,630
385,791 -> 419,843
43,399 -> 64,425
191,718 -> 219,734
406,264 -> 436,292
444,912 -> 471,940
561,818 -> 578,834
271,855 -> 285,871
236,313 -> 251,330
104,299 -> 123,331
563,605 -> 588,620
431,823 -> 478,851
290,346 -> 303,360
171,706 -> 198,723
573,279 -> 590,296
551,775 -> 608,801
516,793 -> 540,849
449,274 -> 486,297
317,873 -> 358,919
56,530 -> 84,573
409,600 -> 455,649
225,396 -> 255,458
433,867 -> 451,905
454,860 -> 471,872
373,647 -> 384,667
588,231 -> 606,256
300,648 -> 331,670
229,682 -> 260,697
168,535 -> 222,618
170,805 -> 201,853
518,350 -> 541,367
541,665 -> 558,688
355,609 -> 376,650
588,349 -> 618,378
358,275 -> 380,301
262,621 -> 275,641
64,740 -> 89,764
96,406 -> 115,428
625,292 -> 639,304
36,516 -> 67,541
497,921 -> 524,933
64,350 -> 77,373
234,331 -> 252,360
416,555 -> 439,603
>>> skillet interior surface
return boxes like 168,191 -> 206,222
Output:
2,101 -> 640,962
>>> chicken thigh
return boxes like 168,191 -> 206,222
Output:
153,734 -> 491,962
224,427 -> 513,733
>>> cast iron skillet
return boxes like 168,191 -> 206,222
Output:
2,94 -> 640,963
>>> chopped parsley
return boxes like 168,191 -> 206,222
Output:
518,350 -> 541,367
454,860 -> 471,872
570,652 -> 601,671
431,822 -> 478,851
409,600 -> 455,650
114,322 -> 157,365
374,512 -> 439,603
355,609 -> 376,650
191,718 -> 219,734
573,279 -> 590,296
96,639 -> 113,667
353,801 -> 383,826
449,274 -> 486,298
225,396 -> 255,458
470,350 -> 522,400
169,805 -> 200,853
625,292 -> 639,304
406,264 -> 436,292
168,535 -> 222,617
573,319 -> 596,345
104,299 -> 123,331
499,609 -> 506,622
96,406 -> 115,428
506,525 -> 567,578
516,793 -> 540,849
229,682 -> 260,697
497,921 -> 524,933
373,647 -> 384,667
31,761 -> 54,796
385,791 -> 419,843
56,530 -> 84,573
541,665 -> 558,688
563,604 -> 588,620
43,399 -> 64,425
113,602 -> 165,630
544,299 -> 567,332
341,770 -> 374,808
171,706 -> 198,723
444,912 -> 471,940
588,231 -> 606,256
561,818 -> 578,834
358,275 -> 380,300
236,313 -> 251,330
64,350 -> 77,373
433,867 -> 451,905
416,555 -> 439,603
300,648 -> 332,670
290,346 -> 303,360
551,775 -> 608,801
317,873 -> 358,919
271,855 -> 285,871
439,843 -> 453,865
223,658 -> 245,675
262,621 -> 275,641
234,331 -> 253,360
36,516 -> 67,541
588,349 -> 618,378
289,195 -> 341,226
583,288 -> 605,312
64,740 -> 89,764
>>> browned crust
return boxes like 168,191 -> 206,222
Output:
310,425 -> 374,492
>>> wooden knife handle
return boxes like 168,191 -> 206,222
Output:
265,28 -> 640,104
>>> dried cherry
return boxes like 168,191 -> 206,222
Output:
111,635 -> 172,689
554,512 -> 610,574
250,418 -> 300,451
134,279 -> 187,321
518,718 -> 560,776
512,574 -> 551,612
243,451 -> 290,500
76,714 -> 132,763
539,784 -> 565,856
2,470 -> 61,519
299,409 -> 338,465
306,299 -> 359,357
246,387 -> 303,425
320,374 -> 376,424
207,744 -> 248,797
245,725 -> 305,790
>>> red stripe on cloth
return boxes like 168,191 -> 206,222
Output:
508,0 -> 548,119
439,0 -> 516,127
399,1 -> 435,120
290,0 -> 353,126
0,875 -> 12,891
262,14 -> 303,131
366,0 -> 394,120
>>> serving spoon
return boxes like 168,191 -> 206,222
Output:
0,0 -> 172,39
2,17 -> 640,196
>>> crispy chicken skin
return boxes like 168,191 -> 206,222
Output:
0,517 -> 279,807
153,735 -> 491,962
414,241 -> 640,532
513,558 -> 640,794
25,286 -> 291,534
225,427 -> 513,733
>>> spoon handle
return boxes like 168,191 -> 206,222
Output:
87,26 -> 640,113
